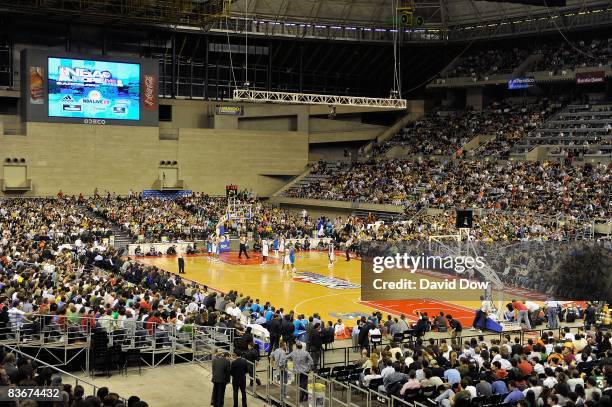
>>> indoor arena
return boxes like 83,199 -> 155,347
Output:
0,0 -> 610,406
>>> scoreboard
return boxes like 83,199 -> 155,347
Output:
21,49 -> 158,127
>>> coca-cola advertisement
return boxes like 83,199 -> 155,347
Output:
142,73 -> 157,110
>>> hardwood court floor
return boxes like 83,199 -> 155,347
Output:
140,251 -> 483,326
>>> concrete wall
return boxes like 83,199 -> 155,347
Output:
466,88 -> 484,111
159,99 -> 215,129
0,123 -> 308,197
308,118 -> 386,144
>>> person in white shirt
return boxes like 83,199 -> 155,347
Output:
380,361 -> 394,379
333,319 -> 345,337
261,239 -> 269,266
566,370 -> 584,392
543,368 -> 558,388
545,298 -> 560,329
186,300 -> 199,314
471,296 -> 495,333
8,304 -> 27,330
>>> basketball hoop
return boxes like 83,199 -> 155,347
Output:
226,196 -> 253,221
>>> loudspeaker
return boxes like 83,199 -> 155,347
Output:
456,210 -> 473,229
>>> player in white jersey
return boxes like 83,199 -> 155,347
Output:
261,238 -> 269,266
211,237 -> 219,262
328,241 -> 335,268
282,247 -> 291,273
278,237 -> 285,257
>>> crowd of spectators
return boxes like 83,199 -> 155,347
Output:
0,197 -> 149,405
88,195 -> 217,242
284,158 -> 610,221
0,193 -> 611,406
442,37 -> 610,80
349,315 -> 612,407
533,38 -> 611,74
446,48 -> 529,79
380,99 -> 558,158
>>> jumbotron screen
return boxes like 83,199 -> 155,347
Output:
47,57 -> 140,120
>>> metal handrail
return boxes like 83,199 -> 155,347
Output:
0,343 -> 131,404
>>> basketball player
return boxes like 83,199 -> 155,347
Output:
278,236 -> 285,259
206,237 -> 213,259
211,236 -> 219,262
328,241 -> 335,268
282,245 -> 291,273
289,245 -> 296,273
261,238 -> 269,266
273,236 -> 279,258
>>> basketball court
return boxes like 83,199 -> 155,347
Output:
140,251 -> 484,327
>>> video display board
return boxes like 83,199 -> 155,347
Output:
48,57 -> 140,120
21,49 -> 158,127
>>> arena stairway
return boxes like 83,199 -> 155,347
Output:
279,169 -> 334,197
77,205 -> 134,251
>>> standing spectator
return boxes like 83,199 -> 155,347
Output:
446,315 -> 462,339
230,354 -> 249,407
358,317 -> 372,350
308,322 -> 323,369
270,341 -> 289,400
212,352 -> 231,407
545,298 -> 560,329
286,342 -> 313,402
512,300 -> 532,330
243,342 -> 261,386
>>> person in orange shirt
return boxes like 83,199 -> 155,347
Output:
547,345 -> 564,364
511,300 -> 531,330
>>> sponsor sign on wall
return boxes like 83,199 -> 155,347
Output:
142,74 -> 158,110
576,71 -> 605,85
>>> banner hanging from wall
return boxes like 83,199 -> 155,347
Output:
29,66 -> 44,104
576,71 -> 605,85
508,77 -> 535,90
216,105 -> 244,116
142,74 -> 158,110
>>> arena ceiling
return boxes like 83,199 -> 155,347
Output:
228,0 -> 611,28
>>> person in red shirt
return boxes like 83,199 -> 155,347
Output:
139,297 -> 151,313
511,300 -> 531,330
81,309 -> 96,332
492,361 -> 508,379
517,356 -> 533,376
146,311 -> 163,334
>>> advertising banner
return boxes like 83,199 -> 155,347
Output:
142,74 -> 158,110
216,105 -> 244,116
29,66 -> 44,104
508,77 -> 535,90
576,70 -> 605,85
